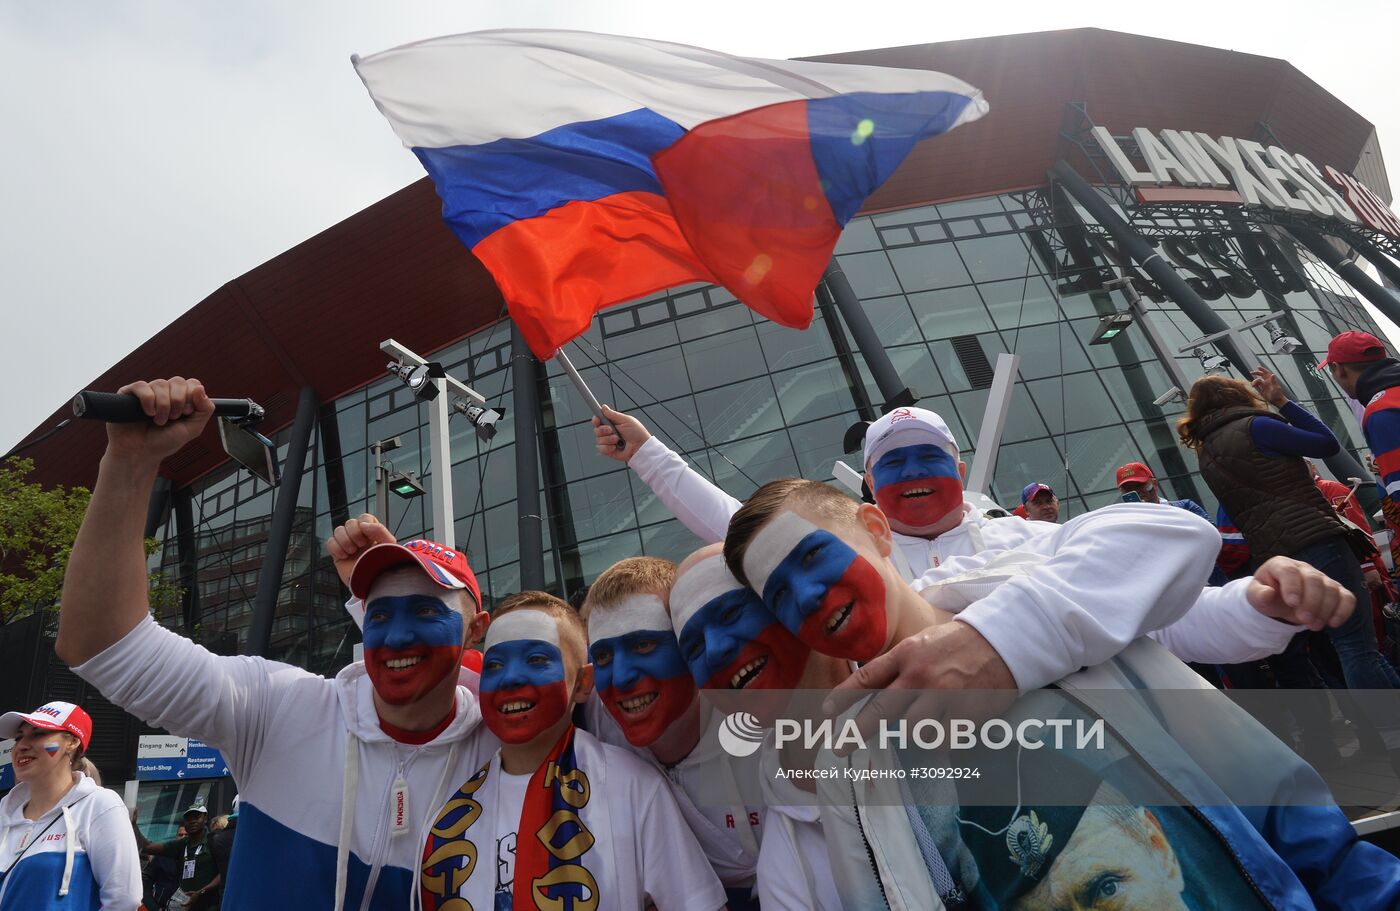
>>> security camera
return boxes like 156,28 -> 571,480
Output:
1270,330 -> 1302,355
1153,387 -> 1184,406
1203,354 -> 1230,374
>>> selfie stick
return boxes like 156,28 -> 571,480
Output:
72,391 -> 265,425
555,348 -> 625,451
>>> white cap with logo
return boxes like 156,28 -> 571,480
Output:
862,406 -> 959,469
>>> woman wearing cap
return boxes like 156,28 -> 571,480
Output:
0,701 -> 142,910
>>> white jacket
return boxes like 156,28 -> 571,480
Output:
0,771 -> 141,911
628,437 -> 1300,688
73,616 -> 497,911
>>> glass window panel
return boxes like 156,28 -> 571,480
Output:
1008,321 -> 1093,381
640,520 -> 705,562
938,197 -> 1005,218
483,502 -> 520,569
613,394 -> 704,454
1099,360 -> 1186,423
863,295 -> 922,347
834,216 -> 881,254
1062,425 -> 1144,497
981,275 -> 1062,330
696,376 -> 784,443
949,220 -> 984,238
990,438 -> 1065,510
711,431 -> 800,501
333,402 -> 366,455
871,203 -> 940,227
551,417 -> 616,484
856,344 -> 947,406
368,393 -> 391,421
913,223 -> 946,243
599,309 -> 635,335
771,360 -> 859,427
878,226 -> 915,246
385,496 -> 425,543
673,290 -> 707,316
602,320 -> 680,360
482,563 -> 518,613
979,214 -> 1014,232
480,444 -> 516,509
367,403 -> 424,448
572,531 -> 646,584
684,328 -> 767,392
957,234 -> 1035,286
542,366 -> 616,431
908,286 -> 995,342
556,469 -> 635,542
888,243 -> 972,292
1027,373 -> 1122,435
837,250 -> 903,298
613,345 -> 694,401
677,301 -> 753,341
786,411 -> 862,480
757,315 -> 837,372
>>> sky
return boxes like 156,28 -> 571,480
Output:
3,0 -> 1399,454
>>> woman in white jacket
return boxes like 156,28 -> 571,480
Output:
0,701 -> 142,910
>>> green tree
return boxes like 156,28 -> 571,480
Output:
0,457 -> 179,623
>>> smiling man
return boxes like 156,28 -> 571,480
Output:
56,377 -> 497,910
420,594 -> 725,910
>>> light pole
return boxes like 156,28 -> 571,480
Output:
372,437 -> 401,523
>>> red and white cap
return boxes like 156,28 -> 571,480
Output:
0,701 -> 93,749
349,539 -> 481,608
862,406 -> 959,469
1115,462 -> 1155,488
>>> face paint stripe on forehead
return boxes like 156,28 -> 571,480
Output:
741,511 -> 822,597
484,609 -> 561,651
587,593 -> 671,645
669,555 -> 745,635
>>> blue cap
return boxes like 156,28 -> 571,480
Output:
1021,482 -> 1054,504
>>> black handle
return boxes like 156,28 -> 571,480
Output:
72,391 -> 264,424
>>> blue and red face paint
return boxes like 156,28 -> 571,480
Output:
479,638 -> 571,744
760,529 -> 888,662
870,443 -> 963,530
676,587 -> 808,693
590,630 -> 695,747
362,594 -> 465,705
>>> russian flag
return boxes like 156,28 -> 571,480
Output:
353,30 -> 988,357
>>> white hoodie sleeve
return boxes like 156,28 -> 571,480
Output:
1148,578 -> 1302,663
87,792 -> 144,911
954,503 -> 1221,691
72,615 -> 314,778
628,436 -> 742,544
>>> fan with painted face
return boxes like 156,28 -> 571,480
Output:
479,607 -> 590,747
862,407 -> 966,538
587,593 -> 697,748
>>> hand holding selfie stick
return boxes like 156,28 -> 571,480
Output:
72,391 -> 266,425
555,348 -> 625,451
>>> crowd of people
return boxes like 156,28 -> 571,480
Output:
4,329 -> 1400,908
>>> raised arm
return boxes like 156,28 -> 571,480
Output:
593,405 -> 741,543
57,378 -> 214,665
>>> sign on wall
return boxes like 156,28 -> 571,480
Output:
135,734 -> 229,781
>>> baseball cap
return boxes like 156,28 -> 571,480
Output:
1317,330 -> 1388,369
349,539 -> 481,607
1021,482 -> 1054,504
184,803 -> 208,817
0,701 -> 93,749
1115,462 -> 1155,488
863,406 -> 959,468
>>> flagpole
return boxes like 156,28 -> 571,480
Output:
556,348 -> 625,451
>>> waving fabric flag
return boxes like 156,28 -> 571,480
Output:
353,30 -> 988,358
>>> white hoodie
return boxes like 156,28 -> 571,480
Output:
0,771 -> 141,910
73,615 -> 497,911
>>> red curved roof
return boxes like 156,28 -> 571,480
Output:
15,27 -> 1387,490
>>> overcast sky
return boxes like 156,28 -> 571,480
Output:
4,0 -> 1398,455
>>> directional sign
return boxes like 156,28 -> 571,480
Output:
135,735 -> 229,781
0,739 -> 13,791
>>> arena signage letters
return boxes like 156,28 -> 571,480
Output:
1092,127 -> 1400,239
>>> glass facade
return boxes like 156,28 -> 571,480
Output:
150,190 -> 1389,676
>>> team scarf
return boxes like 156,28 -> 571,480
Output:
741,511 -> 888,661
421,724 -> 613,909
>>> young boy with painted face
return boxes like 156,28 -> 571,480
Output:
722,477 -> 1400,910
584,556 -> 763,904
56,377 -> 500,910
421,592 -> 726,911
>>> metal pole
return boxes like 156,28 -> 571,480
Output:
964,353 -> 1022,495
1049,160 -> 1260,376
429,378 -> 454,543
1289,227 -> 1400,330
249,385 -> 318,657
144,476 -> 171,540
1351,235 -> 1400,298
1110,280 -> 1195,395
823,259 -> 917,411
815,283 -> 878,423
373,443 -> 388,524
556,348 -> 623,450
512,324 -> 546,590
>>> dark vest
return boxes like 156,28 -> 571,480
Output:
1195,405 -> 1345,562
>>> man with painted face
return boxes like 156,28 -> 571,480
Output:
584,556 -> 763,905
420,593 -> 725,910
596,404 -> 1349,688
56,377 -> 498,910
